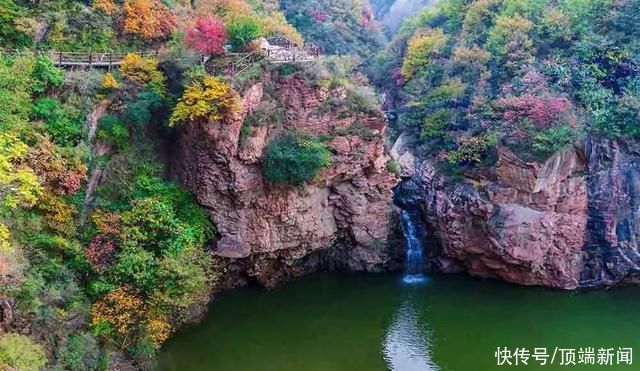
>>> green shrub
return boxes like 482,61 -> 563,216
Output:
239,122 -> 254,141
89,159 -> 214,350
421,110 -> 451,140
97,115 -> 129,148
344,85 -> 380,116
226,16 -> 264,51
446,134 -> 497,165
31,97 -> 64,120
124,90 -> 163,127
262,134 -> 332,186
278,63 -> 298,76
243,102 -> 285,127
386,159 -> 401,176
55,332 -> 105,371
0,0 -> 32,48
532,125 -> 576,157
31,98 -> 82,147
0,333 -> 47,371
32,56 -> 64,94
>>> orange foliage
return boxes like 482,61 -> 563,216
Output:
144,315 -> 172,348
92,286 -> 145,346
194,0 -> 252,19
26,140 -> 87,196
38,192 -> 77,237
92,0 -> 118,14
122,0 -> 176,41
91,209 -> 122,235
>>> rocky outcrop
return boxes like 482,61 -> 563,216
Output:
173,73 -> 399,287
394,136 -> 640,289
0,297 -> 14,334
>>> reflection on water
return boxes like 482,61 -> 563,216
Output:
158,273 -> 640,371
383,299 -> 439,371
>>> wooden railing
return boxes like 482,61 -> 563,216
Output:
1,48 -> 169,68
262,42 -> 320,64
2,41 -> 320,75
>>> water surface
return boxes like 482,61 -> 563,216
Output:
158,273 -> 640,370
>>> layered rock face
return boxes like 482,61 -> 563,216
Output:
173,74 -> 399,287
393,134 -> 640,289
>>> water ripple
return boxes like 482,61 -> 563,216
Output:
383,300 -> 440,371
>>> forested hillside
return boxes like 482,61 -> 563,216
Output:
0,0 -> 390,369
280,0 -> 385,57
4,0 -> 640,369
376,0 -> 640,172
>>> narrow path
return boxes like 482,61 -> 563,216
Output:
3,42 -> 320,71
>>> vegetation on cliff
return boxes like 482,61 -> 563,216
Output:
0,0 -> 387,367
0,46 -> 220,367
263,134 -> 332,186
377,0 -> 640,168
280,0 -> 385,58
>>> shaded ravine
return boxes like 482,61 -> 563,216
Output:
80,99 -> 112,223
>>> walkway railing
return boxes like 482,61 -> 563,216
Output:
2,41 -> 321,75
1,48 -> 168,68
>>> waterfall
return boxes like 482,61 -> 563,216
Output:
400,209 -> 427,284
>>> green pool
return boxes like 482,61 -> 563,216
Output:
157,273 -> 640,370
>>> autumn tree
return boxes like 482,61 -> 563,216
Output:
92,0 -> 118,15
119,53 -> 166,96
121,0 -> 176,42
194,0 -> 252,19
102,72 -> 119,89
86,235 -> 118,273
92,286 -> 145,347
401,28 -> 448,78
26,139 -> 87,196
0,132 -> 41,211
170,76 -> 239,126
487,14 -> 534,74
185,16 -> 227,56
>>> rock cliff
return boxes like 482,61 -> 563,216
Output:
173,72 -> 399,287
393,134 -> 640,289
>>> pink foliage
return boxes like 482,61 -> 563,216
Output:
307,9 -> 327,23
185,16 -> 227,56
86,234 -> 118,273
501,70 -> 549,96
498,95 -> 575,130
360,7 -> 376,29
521,70 -> 548,95
391,68 -> 404,86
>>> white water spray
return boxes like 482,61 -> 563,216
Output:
400,209 -> 426,284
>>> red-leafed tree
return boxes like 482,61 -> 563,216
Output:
185,16 -> 227,56
86,234 -> 118,273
